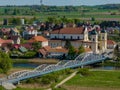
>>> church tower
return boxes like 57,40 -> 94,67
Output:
100,29 -> 107,52
83,27 -> 89,41
91,30 -> 98,53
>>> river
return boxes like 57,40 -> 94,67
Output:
13,63 -> 120,70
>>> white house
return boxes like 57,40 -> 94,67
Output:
23,26 -> 37,39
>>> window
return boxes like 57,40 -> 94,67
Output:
64,36 -> 66,39
71,36 -> 73,39
102,37 -> 104,40
93,38 -> 95,41
55,36 -> 57,39
78,36 -> 80,40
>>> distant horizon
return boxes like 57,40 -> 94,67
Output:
0,0 -> 120,6
0,3 -> 120,7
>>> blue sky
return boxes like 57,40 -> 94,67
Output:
0,0 -> 120,6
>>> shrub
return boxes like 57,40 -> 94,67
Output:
77,68 -> 91,76
41,77 -> 51,85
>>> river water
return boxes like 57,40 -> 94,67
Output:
13,63 -> 120,70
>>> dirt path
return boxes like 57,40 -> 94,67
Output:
55,71 -> 77,88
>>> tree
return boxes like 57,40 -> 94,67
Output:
114,44 -> 120,61
13,9 -> 17,15
32,42 -> 42,52
91,17 -> 95,21
68,45 -> 76,57
9,18 -> 21,25
0,51 -> 12,73
64,40 -> 72,49
78,45 -> 85,54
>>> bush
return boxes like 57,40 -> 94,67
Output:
65,68 -> 73,75
77,68 -> 91,76
41,77 -> 51,85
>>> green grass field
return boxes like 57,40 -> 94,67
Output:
65,71 -> 120,88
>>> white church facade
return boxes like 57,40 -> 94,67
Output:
49,27 -> 107,54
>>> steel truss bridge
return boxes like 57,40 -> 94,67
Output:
0,52 -> 107,85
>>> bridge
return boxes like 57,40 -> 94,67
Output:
0,52 -> 107,85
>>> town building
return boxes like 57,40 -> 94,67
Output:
49,27 -> 107,54
28,36 -> 48,47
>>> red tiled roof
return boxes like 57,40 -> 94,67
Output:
12,44 -> 21,49
43,46 -> 51,51
51,27 -> 84,34
0,38 -> 13,44
21,44 -> 33,49
28,36 -> 48,43
39,48 -> 47,55
107,40 -> 116,45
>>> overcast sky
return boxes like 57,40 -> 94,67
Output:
0,0 -> 120,6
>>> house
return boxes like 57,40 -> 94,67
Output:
28,36 -> 48,47
22,26 -> 37,40
38,46 -> 51,58
0,38 -> 13,47
47,47 -> 68,58
38,46 -> 68,58
107,40 -> 116,49
0,27 -> 20,38
49,27 -> 107,54
8,36 -> 21,44
12,43 -> 33,50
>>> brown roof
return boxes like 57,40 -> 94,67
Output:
0,38 -> 13,44
84,48 -> 92,52
39,48 -> 47,55
51,27 -> 84,34
28,36 -> 48,43
107,40 -> 116,45
38,46 -> 51,55
43,46 -> 51,51
48,47 -> 68,53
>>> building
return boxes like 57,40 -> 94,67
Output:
107,40 -> 116,49
9,36 -> 21,44
38,46 -> 68,58
28,36 -> 48,47
49,27 -> 107,54
22,26 -> 37,40
0,38 -> 13,46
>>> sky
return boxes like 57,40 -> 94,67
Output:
0,0 -> 120,6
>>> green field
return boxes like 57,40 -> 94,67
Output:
65,71 -> 120,88
0,5 -> 120,22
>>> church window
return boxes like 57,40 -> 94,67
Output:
102,37 -> 104,40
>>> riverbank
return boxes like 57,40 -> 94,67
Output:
13,58 -> 59,64
98,60 -> 120,67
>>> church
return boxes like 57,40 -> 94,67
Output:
49,27 -> 107,54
